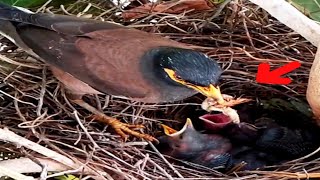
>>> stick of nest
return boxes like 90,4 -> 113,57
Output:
0,165 -> 34,180
0,127 -> 107,179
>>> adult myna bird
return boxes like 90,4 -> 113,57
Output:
0,3 -> 225,141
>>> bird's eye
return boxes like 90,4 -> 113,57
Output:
179,134 -> 184,139
164,68 -> 189,85
174,75 -> 185,82
200,86 -> 210,91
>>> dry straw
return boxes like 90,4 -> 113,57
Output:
0,0 -> 318,179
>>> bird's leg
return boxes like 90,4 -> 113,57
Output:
68,95 -> 156,141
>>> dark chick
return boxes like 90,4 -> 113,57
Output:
229,146 -> 280,171
158,119 -> 232,169
0,3 -> 226,141
199,113 -> 260,145
198,113 -> 269,171
199,114 -> 320,170
255,117 -> 320,159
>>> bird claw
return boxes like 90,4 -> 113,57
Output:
91,115 -> 157,142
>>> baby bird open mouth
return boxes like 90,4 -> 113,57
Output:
199,113 -> 233,131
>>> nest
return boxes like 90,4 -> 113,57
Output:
0,0 -> 319,179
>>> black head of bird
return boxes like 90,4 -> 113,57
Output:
141,46 -> 224,103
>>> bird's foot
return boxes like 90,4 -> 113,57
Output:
91,115 -> 157,142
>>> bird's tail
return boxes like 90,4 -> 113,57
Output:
0,3 -> 38,55
0,2 -> 32,22
0,2 -> 58,32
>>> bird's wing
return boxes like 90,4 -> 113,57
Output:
16,24 -> 152,98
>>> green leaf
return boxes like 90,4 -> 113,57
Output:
261,98 -> 313,118
54,174 -> 80,180
289,0 -> 320,22
0,0 -> 48,8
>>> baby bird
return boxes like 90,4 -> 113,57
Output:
158,118 -> 232,169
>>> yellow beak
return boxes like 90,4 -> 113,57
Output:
161,124 -> 177,135
161,118 -> 194,137
196,84 -> 225,104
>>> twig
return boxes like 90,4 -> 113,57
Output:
0,127 -> 105,178
0,127 -> 76,167
288,146 -> 320,163
36,67 -> 47,116
250,170 -> 320,179
0,165 -> 35,180
36,0 -> 53,13
73,111 -> 98,149
249,0 -> 320,47
148,142 -> 184,178
0,90 -> 36,107
199,0 -> 232,29
144,153 -> 174,180
0,158 -> 68,175
0,54 -> 41,69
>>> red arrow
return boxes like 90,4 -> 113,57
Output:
256,61 -> 301,85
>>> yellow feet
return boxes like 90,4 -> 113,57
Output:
92,115 -> 157,142
70,98 -> 157,142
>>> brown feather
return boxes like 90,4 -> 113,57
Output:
50,66 -> 102,96
16,21 -> 191,102
76,28 -> 190,101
